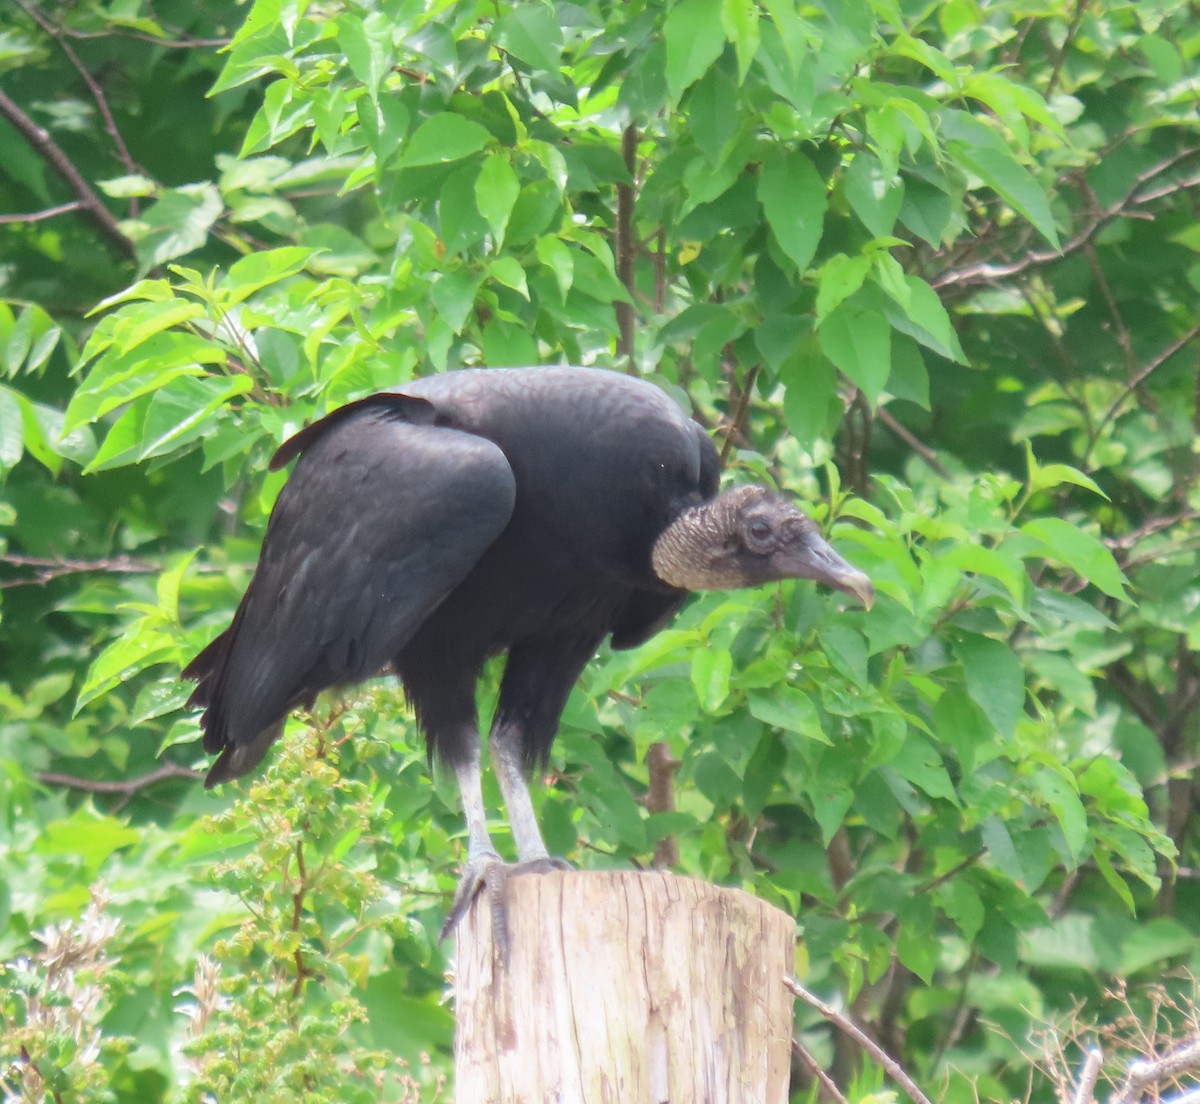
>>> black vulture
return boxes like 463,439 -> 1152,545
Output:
185,367 -> 873,933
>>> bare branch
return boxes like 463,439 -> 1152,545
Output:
720,362 -> 761,464
0,552 -> 160,589
784,976 -> 936,1104
792,1036 -> 851,1104
876,406 -> 948,476
1108,1037 -> 1200,1104
1072,1047 -> 1104,1104
933,149 -> 1200,292
1088,324 -> 1200,462
0,86 -> 137,261
0,200 -> 85,225
35,763 -> 202,795
16,0 -> 144,210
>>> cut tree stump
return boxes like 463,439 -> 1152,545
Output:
454,869 -> 796,1103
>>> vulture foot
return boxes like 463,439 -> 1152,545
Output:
441,854 -> 572,960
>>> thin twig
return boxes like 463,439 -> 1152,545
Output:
720,362 -> 761,464
0,200 -> 84,224
1087,324 -> 1200,462
784,976 -> 937,1104
876,407 -> 948,476
0,87 -> 136,260
35,763 -> 201,794
1045,0 -> 1087,99
792,1036 -> 851,1104
16,0 -> 144,212
0,552 -> 160,589
933,149 -> 1200,292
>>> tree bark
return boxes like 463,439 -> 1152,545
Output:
454,869 -> 796,1103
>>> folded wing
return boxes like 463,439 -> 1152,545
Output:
186,403 -> 516,786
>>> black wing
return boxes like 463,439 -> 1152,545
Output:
187,406 -> 516,786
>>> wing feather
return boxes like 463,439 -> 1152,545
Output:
190,408 -> 515,785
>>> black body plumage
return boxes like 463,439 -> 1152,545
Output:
186,368 -> 721,783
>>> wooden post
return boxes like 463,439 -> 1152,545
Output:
454,870 -> 796,1102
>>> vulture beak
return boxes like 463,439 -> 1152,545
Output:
790,534 -> 875,610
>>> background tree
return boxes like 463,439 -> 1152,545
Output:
1,0 -> 1198,1100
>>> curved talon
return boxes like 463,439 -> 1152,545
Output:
442,854 -> 573,960
440,851 -> 503,943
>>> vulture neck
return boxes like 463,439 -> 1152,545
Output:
650,498 -> 742,591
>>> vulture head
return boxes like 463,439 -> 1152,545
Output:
651,486 -> 875,607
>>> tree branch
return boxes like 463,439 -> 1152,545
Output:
0,86 -> 137,260
0,200 -> 84,225
35,763 -> 202,794
792,1036 -> 850,1104
1108,1037 -> 1200,1104
16,0 -> 144,214
932,149 -> 1200,292
0,552 -> 160,589
876,406 -> 948,476
1087,324 -> 1200,458
784,976 -> 937,1104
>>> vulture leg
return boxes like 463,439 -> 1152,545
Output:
490,721 -> 553,862
441,723 -> 570,954
441,744 -> 504,940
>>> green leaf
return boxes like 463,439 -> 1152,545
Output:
980,816 -> 1026,886
76,621 -> 178,710
475,154 -> 521,248
809,783 -> 853,845
881,275 -> 966,364
891,736 -> 958,803
815,254 -> 871,323
691,646 -> 733,712
896,896 -> 937,983
221,247 -> 315,304
401,114 -> 492,168
535,236 -> 574,298
818,623 -> 868,687
0,386 -> 22,471
721,0 -> 760,83
137,375 -> 256,463
942,110 -> 1060,249
65,331 -> 225,432
337,12 -> 391,98
488,256 -> 529,298
1021,517 -> 1130,601
431,269 -> 483,335
844,152 -> 904,238
953,633 -> 1025,739
818,299 -> 891,407
759,148 -> 827,274
748,686 -> 827,741
664,0 -> 727,105
494,4 -> 563,71
1032,766 -> 1087,864
130,183 -> 224,270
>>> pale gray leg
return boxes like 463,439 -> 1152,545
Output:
453,749 -> 499,865
441,745 -> 503,942
489,722 -> 550,862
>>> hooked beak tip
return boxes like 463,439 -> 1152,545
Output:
842,572 -> 875,611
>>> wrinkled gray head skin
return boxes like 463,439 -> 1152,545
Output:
651,485 -> 875,607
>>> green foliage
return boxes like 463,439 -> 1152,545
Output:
2,0 -> 1199,1099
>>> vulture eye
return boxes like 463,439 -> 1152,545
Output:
746,518 -> 773,549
